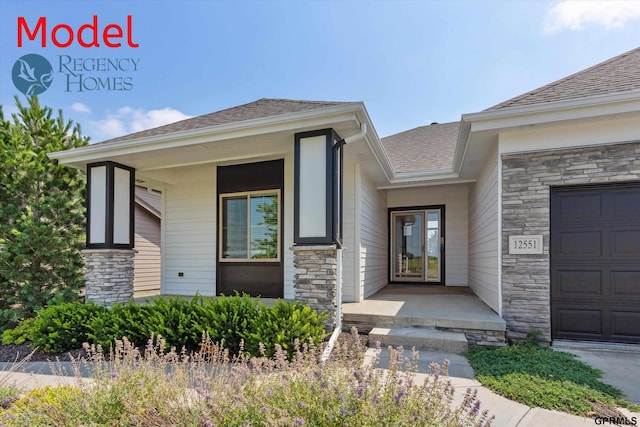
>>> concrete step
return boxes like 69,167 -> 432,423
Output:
368,326 -> 468,354
343,311 -> 506,333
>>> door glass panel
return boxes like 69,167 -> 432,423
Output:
250,195 -> 278,259
393,212 -> 424,280
426,211 -> 440,281
222,197 -> 248,259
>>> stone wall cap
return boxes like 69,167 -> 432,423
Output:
291,244 -> 337,251
82,249 -> 138,254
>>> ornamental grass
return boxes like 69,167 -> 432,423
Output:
0,330 -> 493,426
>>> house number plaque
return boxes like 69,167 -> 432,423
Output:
508,235 -> 543,254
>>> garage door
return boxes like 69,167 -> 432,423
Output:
551,183 -> 640,344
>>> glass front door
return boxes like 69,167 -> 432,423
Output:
391,208 -> 443,283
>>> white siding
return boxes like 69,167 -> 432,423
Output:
387,184 -> 469,286
359,167 -> 388,299
468,144 -> 500,313
283,150 -> 295,299
160,153 -> 295,298
162,165 -> 217,296
341,162 -> 357,302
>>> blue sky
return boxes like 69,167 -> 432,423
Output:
1,0 -> 640,142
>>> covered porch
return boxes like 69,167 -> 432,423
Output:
342,285 -> 506,351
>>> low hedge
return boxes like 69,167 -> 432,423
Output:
2,294 -> 328,357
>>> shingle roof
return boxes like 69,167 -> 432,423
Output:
381,122 -> 459,173
488,46 -> 640,110
97,98 -> 356,144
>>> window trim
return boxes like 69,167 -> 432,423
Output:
219,189 -> 281,263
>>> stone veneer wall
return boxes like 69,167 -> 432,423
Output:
292,245 -> 338,329
501,141 -> 640,342
83,249 -> 136,307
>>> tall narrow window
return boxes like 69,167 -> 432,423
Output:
220,190 -> 280,261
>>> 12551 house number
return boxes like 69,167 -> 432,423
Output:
508,235 -> 543,254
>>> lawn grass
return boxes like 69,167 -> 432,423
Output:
466,344 -> 640,416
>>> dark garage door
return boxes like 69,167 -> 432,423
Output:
551,183 -> 640,344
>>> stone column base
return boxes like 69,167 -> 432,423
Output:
83,249 -> 136,307
292,245 -> 337,329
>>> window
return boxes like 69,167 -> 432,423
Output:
220,190 -> 280,261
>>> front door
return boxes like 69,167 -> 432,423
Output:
390,207 -> 444,284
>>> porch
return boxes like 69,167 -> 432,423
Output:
342,285 -> 506,352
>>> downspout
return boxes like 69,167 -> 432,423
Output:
322,123 -> 367,362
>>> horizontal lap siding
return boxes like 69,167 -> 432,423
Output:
283,152 -> 294,299
133,206 -> 161,294
162,166 -> 216,296
342,162 -> 357,302
360,170 -> 388,299
387,184 -> 469,286
468,145 -> 500,313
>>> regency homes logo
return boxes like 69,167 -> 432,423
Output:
12,15 -> 141,94
12,54 -> 54,95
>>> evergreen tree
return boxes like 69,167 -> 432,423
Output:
253,198 -> 278,259
0,96 -> 88,329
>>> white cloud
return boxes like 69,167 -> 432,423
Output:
70,102 -> 91,113
544,0 -> 640,33
89,106 -> 192,141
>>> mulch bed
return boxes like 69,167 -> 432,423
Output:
0,332 -> 370,364
0,344 -> 86,363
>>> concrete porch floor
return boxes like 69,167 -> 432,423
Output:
342,285 -> 506,333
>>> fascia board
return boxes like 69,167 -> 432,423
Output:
386,169 -> 459,184
463,91 -> 640,132
354,105 -> 395,181
134,197 -> 161,219
378,178 -> 475,190
452,120 -> 471,174
48,103 -> 366,163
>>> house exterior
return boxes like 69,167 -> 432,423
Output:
133,186 -> 161,296
50,46 -> 640,345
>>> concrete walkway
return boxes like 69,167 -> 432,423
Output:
553,340 -> 640,405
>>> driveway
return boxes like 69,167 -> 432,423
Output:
552,340 -> 640,404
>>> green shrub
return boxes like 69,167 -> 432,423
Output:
2,317 -> 37,345
138,296 -> 202,350
243,300 -> 328,358
29,302 -> 107,353
86,302 -> 150,349
16,295 -> 329,358
192,293 -> 260,354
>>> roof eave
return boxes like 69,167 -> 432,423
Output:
49,103 -> 365,163
462,90 -> 640,131
135,196 -> 161,219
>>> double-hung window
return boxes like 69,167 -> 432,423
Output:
220,190 -> 280,262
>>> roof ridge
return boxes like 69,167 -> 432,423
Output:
487,46 -> 640,110
255,97 -> 353,105
382,121 -> 459,140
